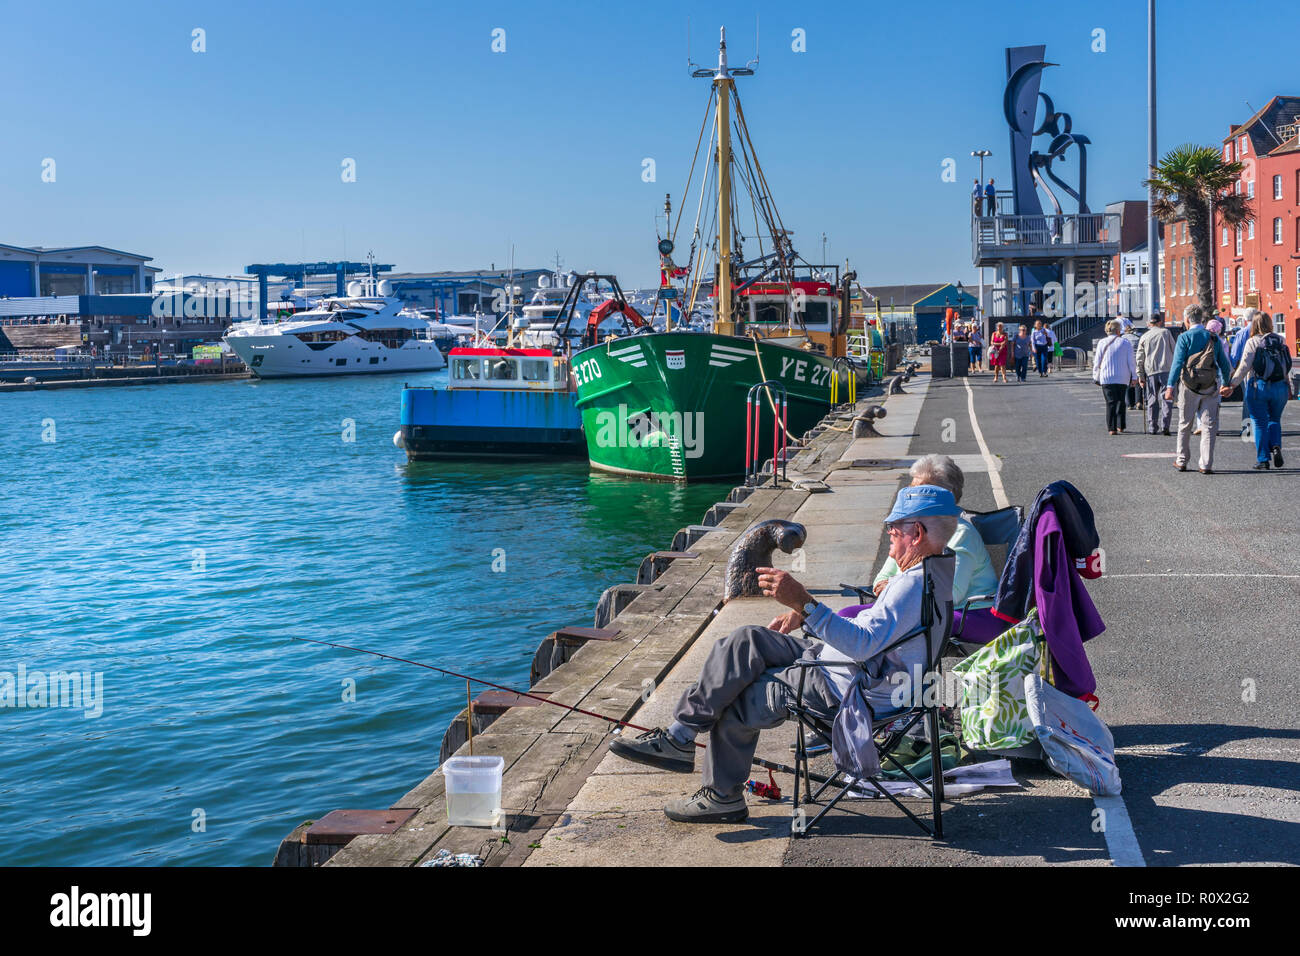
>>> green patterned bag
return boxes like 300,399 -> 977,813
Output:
951,609 -> 1046,751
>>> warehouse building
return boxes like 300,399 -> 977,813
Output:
0,244 -> 160,298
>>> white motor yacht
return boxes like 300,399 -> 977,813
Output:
224,277 -> 446,378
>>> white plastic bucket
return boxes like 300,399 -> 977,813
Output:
442,755 -> 504,827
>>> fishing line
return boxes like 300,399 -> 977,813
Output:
291,636 -> 833,785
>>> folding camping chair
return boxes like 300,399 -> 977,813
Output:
837,505 -> 1022,654
788,551 -> 955,839
949,505 -> 1023,650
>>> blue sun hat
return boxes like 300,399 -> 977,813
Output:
884,484 -> 962,523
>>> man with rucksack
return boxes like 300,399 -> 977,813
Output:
1164,304 -> 1234,474
1227,309 -> 1294,469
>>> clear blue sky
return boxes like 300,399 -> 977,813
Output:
2,0 -> 1294,287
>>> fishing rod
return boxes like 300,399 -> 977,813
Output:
290,636 -> 835,786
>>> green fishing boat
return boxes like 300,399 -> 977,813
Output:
569,27 -> 857,481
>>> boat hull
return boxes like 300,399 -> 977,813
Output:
571,331 -> 836,481
400,387 -> 586,461
226,334 -> 446,378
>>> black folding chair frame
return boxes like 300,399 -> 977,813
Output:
789,554 -> 954,840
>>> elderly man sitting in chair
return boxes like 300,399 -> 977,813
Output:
608,485 -> 960,823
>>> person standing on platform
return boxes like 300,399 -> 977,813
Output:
984,178 -> 997,217
972,179 -> 984,216
1166,304 -> 1234,474
1013,323 -> 1032,383
1136,311 -> 1174,435
1227,309 -> 1294,470
989,322 -> 1009,383
1093,320 -> 1137,435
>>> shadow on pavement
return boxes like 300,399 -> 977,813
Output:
1112,723 -> 1300,865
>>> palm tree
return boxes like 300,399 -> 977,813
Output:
1145,144 -> 1253,313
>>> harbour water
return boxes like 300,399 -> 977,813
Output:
0,372 -> 728,865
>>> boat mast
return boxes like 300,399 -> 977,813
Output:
715,28 -> 733,333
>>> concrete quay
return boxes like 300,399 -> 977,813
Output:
310,379 -> 906,866
308,364 -> 1299,867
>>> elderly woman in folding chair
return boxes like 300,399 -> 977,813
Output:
608,485 -> 959,824
821,452 -> 1003,647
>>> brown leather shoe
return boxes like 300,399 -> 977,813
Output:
1174,462 -> 1187,472
1200,468 -> 1214,475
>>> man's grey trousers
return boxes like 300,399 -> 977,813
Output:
674,625 -> 839,799
1144,371 -> 1172,433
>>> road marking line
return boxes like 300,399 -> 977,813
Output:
962,376 -> 1146,868
1093,795 -> 1145,866
962,377 -> 1009,509
1104,572 -> 1300,579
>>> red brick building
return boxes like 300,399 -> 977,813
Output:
1215,96 -> 1300,355
1160,216 -> 1201,325
1157,96 -> 1300,357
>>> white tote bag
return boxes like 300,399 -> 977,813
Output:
1024,673 -> 1122,796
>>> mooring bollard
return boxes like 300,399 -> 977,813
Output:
852,404 -> 888,438
723,519 -> 807,602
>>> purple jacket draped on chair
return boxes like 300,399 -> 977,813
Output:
1030,503 -> 1105,697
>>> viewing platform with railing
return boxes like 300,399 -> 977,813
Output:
972,211 -> 1121,267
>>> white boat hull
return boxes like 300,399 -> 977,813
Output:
227,334 -> 447,378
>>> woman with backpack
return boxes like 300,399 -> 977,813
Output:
1227,309 -> 1294,469
1093,319 -> 1138,435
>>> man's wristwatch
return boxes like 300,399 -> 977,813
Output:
801,600 -> 819,619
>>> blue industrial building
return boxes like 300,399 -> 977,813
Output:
0,244 -> 159,298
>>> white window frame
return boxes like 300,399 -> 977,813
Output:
1248,220 -> 1255,240
1236,267 -> 1244,305
1236,227 -> 1243,255
1275,265 -> 1284,291
1249,268 -> 1257,291
1222,226 -> 1229,246
1275,218 -> 1284,244
1275,174 -> 1284,200
1247,179 -> 1255,199
1223,267 -> 1230,291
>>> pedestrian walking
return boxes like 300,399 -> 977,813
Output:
1093,319 -> 1137,434
989,322 -> 1009,383
1229,316 -> 1252,434
1121,318 -> 1143,408
1044,323 -> 1058,376
1031,318 -> 1051,376
968,324 -> 984,372
1227,309 -> 1294,469
1136,311 -> 1174,435
1165,304 -> 1234,474
1193,318 -> 1231,435
1012,323 -> 1032,382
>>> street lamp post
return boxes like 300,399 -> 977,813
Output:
971,149 -> 992,333
1146,0 -> 1160,320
